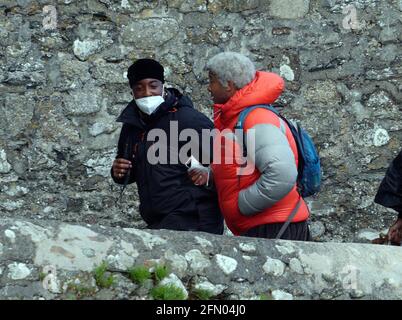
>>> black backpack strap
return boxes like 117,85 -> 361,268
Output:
275,197 -> 302,240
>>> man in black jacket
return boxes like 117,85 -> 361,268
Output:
111,58 -> 223,234
374,149 -> 402,244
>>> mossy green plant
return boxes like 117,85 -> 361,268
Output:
154,264 -> 170,283
128,266 -> 152,285
151,284 -> 186,300
67,283 -> 97,298
39,272 -> 47,282
65,293 -> 77,300
193,288 -> 215,300
260,293 -> 273,300
93,262 -> 114,288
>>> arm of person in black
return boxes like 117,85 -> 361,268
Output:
111,123 -> 137,185
374,150 -> 402,217
182,109 -> 215,188
180,107 -> 223,234
374,150 -> 402,244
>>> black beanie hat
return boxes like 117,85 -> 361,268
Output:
127,58 -> 165,88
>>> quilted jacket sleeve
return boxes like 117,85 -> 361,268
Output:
238,123 -> 297,216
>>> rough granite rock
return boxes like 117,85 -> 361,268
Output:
0,0 -> 401,299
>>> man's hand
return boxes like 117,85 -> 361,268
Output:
113,158 -> 132,179
188,168 -> 209,186
388,218 -> 402,244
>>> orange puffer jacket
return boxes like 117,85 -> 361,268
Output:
211,71 -> 309,235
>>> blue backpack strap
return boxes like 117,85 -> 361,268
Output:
235,106 -> 260,130
235,105 -> 279,158
235,104 -> 277,130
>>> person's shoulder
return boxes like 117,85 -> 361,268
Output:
175,95 -> 209,118
175,107 -> 213,131
394,150 -> 402,164
243,107 -> 280,130
165,88 -> 213,127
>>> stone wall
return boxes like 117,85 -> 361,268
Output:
1,218 -> 401,300
0,0 -> 401,242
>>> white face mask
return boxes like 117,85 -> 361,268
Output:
135,86 -> 165,115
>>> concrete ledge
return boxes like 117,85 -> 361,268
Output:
0,218 -> 401,300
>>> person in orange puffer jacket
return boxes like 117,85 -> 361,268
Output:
189,52 -> 311,240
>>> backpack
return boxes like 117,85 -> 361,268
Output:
234,104 -> 321,198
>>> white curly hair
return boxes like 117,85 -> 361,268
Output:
205,52 -> 256,89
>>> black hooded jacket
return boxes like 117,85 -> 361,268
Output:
374,150 -> 402,219
111,88 -> 224,234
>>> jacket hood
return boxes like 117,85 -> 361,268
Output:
116,88 -> 194,128
213,71 -> 285,130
